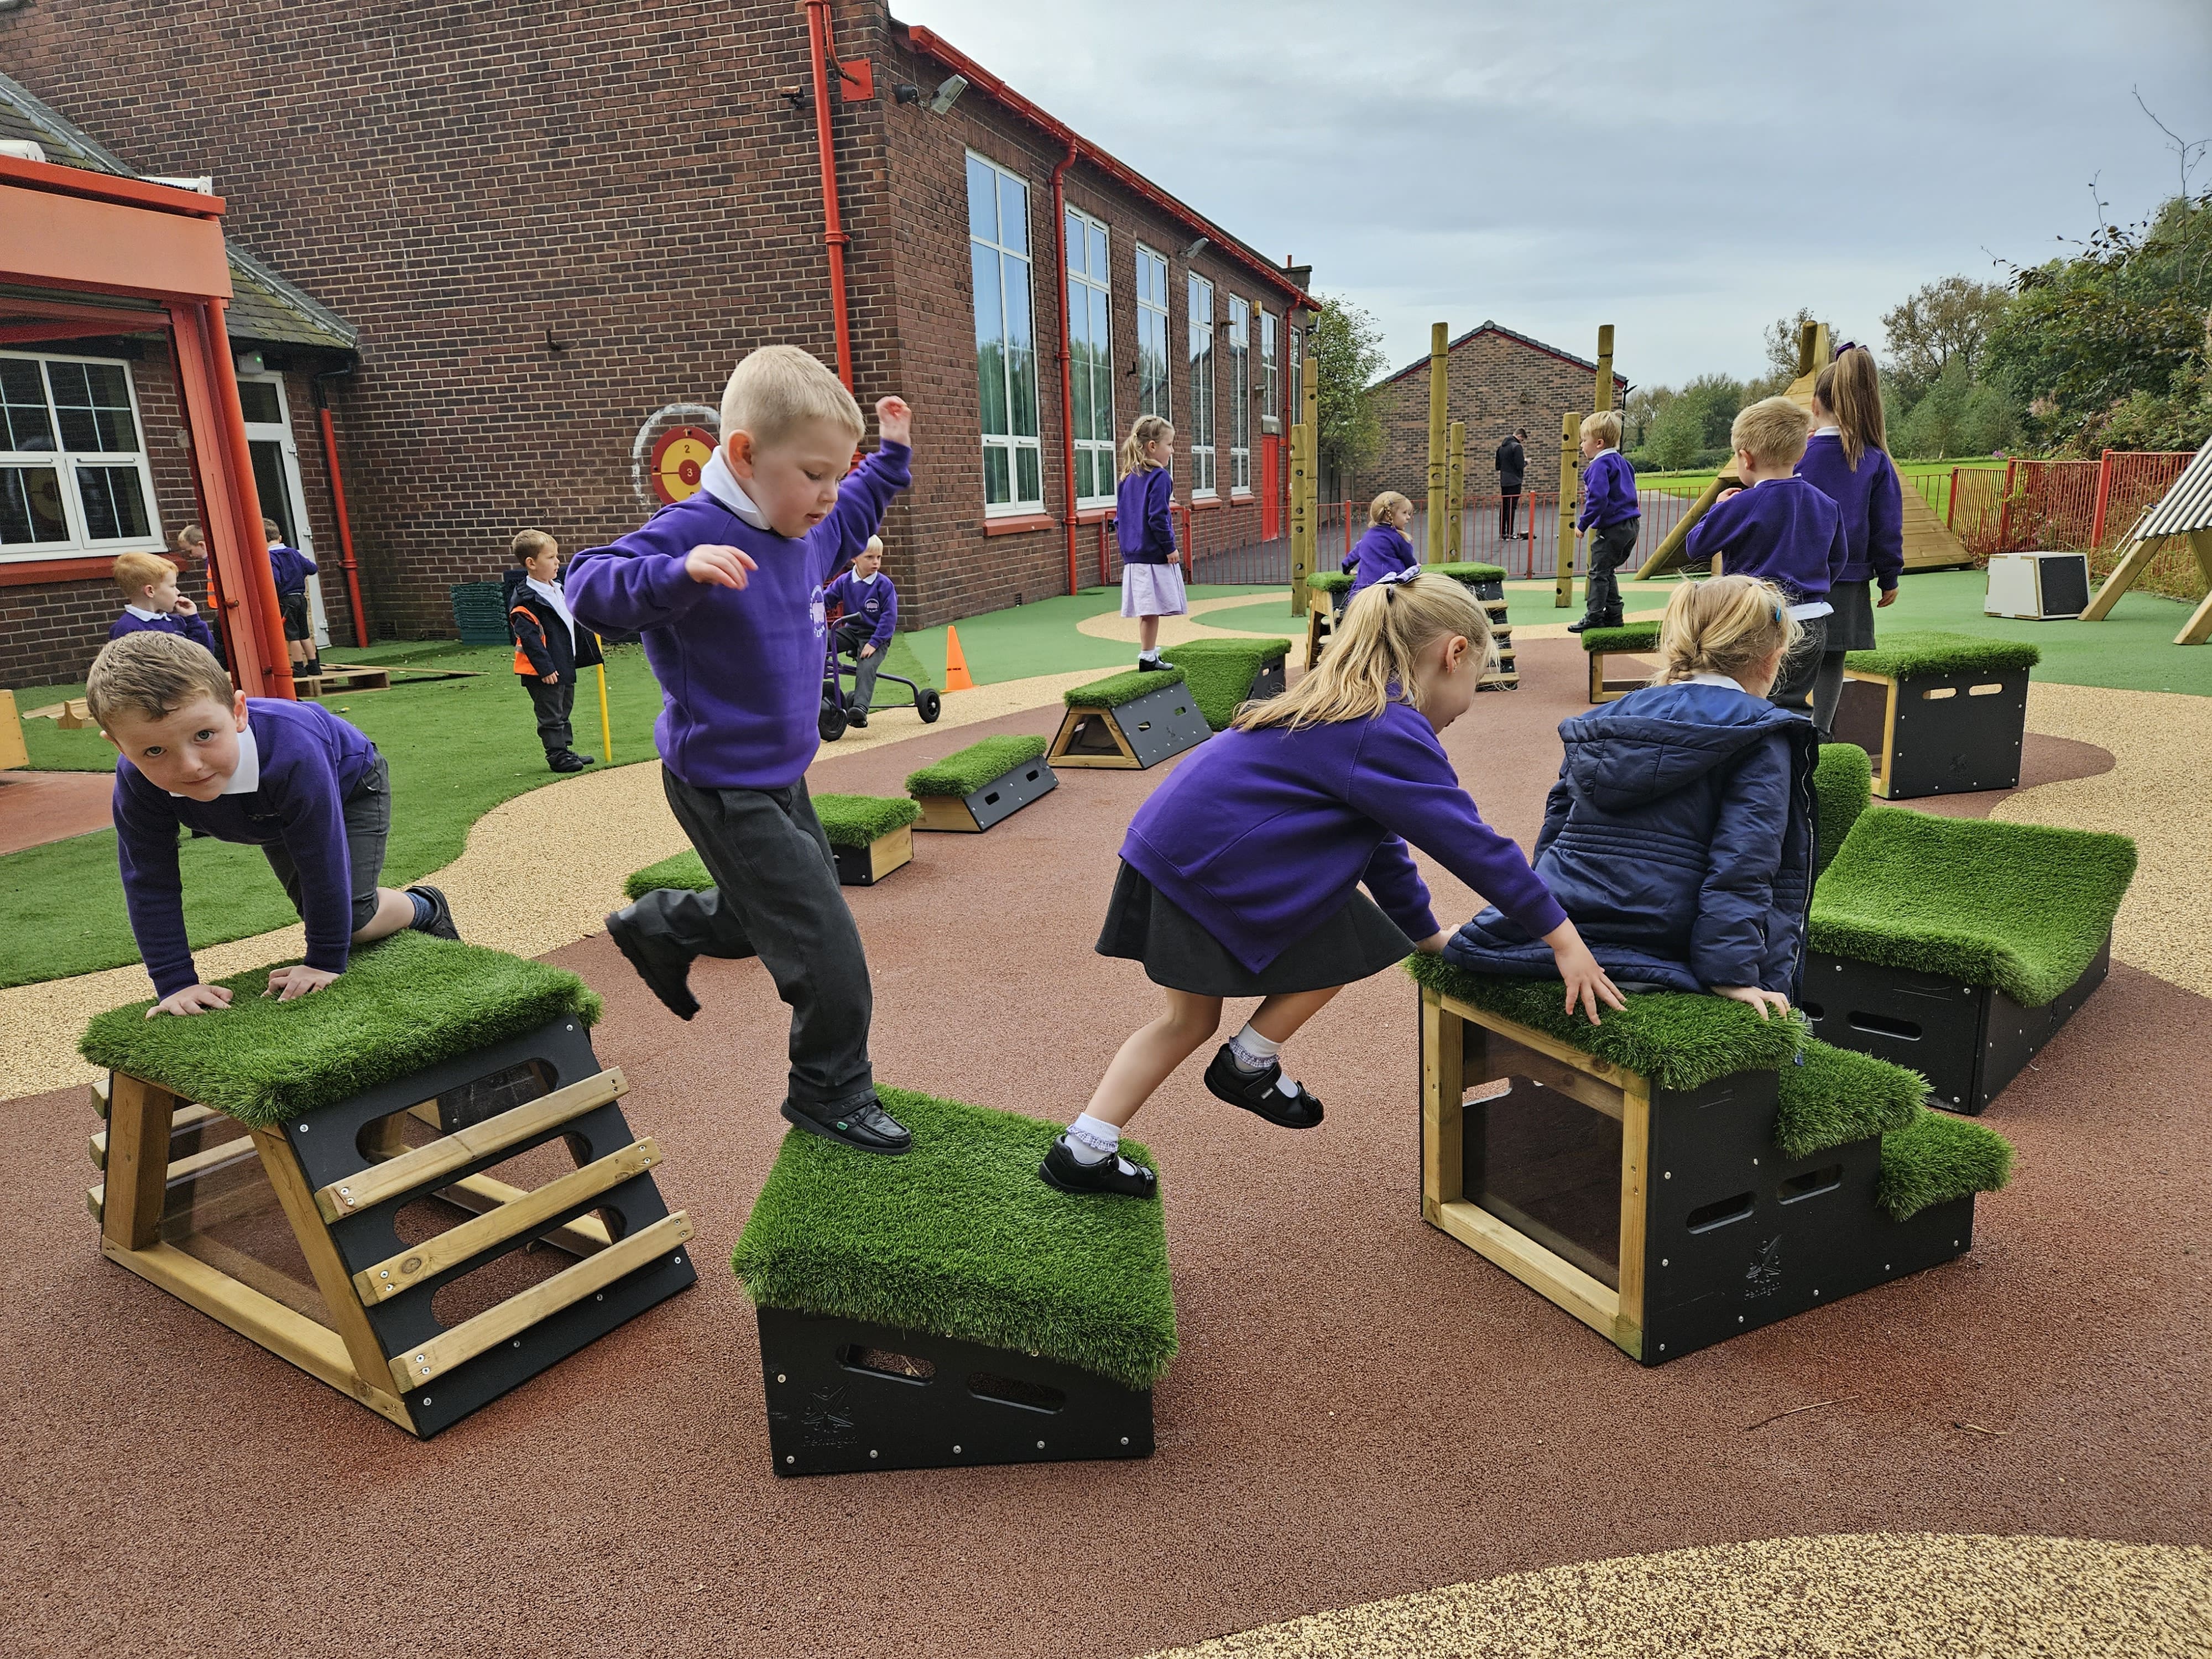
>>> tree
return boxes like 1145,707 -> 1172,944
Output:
1882,276 -> 2011,403
1624,385 -> 1670,449
1756,307 -> 1837,394
1646,396 -> 1704,471
1308,295 -> 1388,479
1679,372 -> 1748,450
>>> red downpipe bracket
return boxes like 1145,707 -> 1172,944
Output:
804,0 -> 854,389
1051,139 -> 1079,597
317,405 -> 372,647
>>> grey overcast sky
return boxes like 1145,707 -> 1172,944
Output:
893,0 -> 2212,392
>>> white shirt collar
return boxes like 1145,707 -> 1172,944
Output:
525,575 -> 576,639
1811,424 -> 1842,437
853,571 -> 878,585
1684,671 -> 1745,691
125,604 -> 164,620
697,446 -> 770,530
169,719 -> 259,797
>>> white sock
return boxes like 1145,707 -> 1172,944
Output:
1228,1024 -> 1281,1071
1066,1112 -> 1121,1166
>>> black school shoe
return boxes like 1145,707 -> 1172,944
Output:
604,904 -> 700,1020
406,884 -> 461,941
1039,1135 -> 1158,1199
549,749 -> 593,773
847,709 -> 867,728
1203,1045 -> 1324,1129
781,1093 -> 912,1155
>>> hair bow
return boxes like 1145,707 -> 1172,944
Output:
1833,340 -> 1860,355
1375,567 -> 1421,602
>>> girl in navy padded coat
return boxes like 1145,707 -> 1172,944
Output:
1447,575 -> 1818,1016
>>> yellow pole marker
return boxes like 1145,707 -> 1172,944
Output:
594,635 -> 613,762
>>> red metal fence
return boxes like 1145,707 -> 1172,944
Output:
1946,450 -> 2194,560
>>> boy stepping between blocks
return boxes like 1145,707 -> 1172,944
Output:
91,633 -> 460,1018
506,529 -> 602,773
573,346 -> 918,1157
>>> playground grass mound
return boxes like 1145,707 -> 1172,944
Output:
903,734 -> 1050,799
1877,1107 -> 2015,1220
78,930 -> 600,1127
1811,810 -> 2136,1006
733,1086 -> 1176,1390
622,795 -> 918,899
1064,666 -> 1186,708
1166,637 -> 1291,730
1844,631 -> 2042,680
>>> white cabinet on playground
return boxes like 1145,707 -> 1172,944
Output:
1984,551 -> 2091,621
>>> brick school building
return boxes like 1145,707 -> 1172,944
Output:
1,1 -> 1312,681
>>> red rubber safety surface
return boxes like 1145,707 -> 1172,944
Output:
7,639 -> 2201,1659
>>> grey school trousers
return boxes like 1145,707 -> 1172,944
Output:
626,770 -> 875,1113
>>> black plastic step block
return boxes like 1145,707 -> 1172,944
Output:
755,1304 -> 1153,1475
960,756 -> 1058,832
1833,670 -> 2030,799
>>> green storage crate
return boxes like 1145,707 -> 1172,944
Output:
451,581 -> 510,646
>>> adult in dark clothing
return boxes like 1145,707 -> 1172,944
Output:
1495,428 -> 1527,539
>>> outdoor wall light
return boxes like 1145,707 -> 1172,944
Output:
1181,236 -> 1209,261
927,75 -> 968,115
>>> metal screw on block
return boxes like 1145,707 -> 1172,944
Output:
299,1123 -> 310,1131
339,1186 -> 351,1197
595,1293 -> 603,1302
869,1449 -> 878,1459
512,1339 -> 521,1349
1812,1288 -> 1820,1297
1036,1440 -> 1046,1451
1751,1158 -> 1759,1166
420,1366 -> 431,1376
786,1455 -> 795,1465
673,1254 -> 684,1265
1659,1344 -> 1667,1353
1660,1258 -> 1669,1267
379,1269 -> 390,1279
1663,1171 -> 1671,1180
1738,1317 -> 1745,1324
952,1444 -> 963,1454
415,1353 -> 426,1363
776,1373 -> 786,1384
1120,1437 -> 1130,1446
422,1397 -> 432,1406
1885,1262 -> 1892,1271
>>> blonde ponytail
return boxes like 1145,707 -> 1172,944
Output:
1119,414 -> 1173,477
1235,573 -> 1492,732
1652,575 -> 1802,686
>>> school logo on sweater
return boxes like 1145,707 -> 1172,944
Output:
808,584 -> 827,640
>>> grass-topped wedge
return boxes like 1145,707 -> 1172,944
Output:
1162,636 -> 1291,731
905,734 -> 1057,832
1051,665 -> 1209,770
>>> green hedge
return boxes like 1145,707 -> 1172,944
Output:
904,734 -> 1050,799
1811,810 -> 2135,1005
1064,666 -> 1185,708
1165,637 -> 1292,731
1813,743 -> 1872,884
1844,630 -> 2041,680
1877,1107 -> 2014,1220
1580,621 -> 1661,655
79,931 -> 601,1126
733,1086 -> 1176,1390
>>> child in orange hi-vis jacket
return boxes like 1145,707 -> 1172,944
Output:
505,529 -> 603,773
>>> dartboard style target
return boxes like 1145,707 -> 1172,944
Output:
650,425 -> 717,504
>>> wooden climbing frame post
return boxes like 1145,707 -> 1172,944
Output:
1555,411 -> 1579,608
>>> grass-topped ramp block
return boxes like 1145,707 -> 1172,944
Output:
626,793 -> 921,890
1806,809 -> 2135,1113
1407,954 -> 2009,1364
1436,561 -> 1509,600
734,1087 -> 1172,1475
905,734 -> 1056,833
1050,666 -> 1209,770
1832,630 -> 2041,799
1582,620 -> 1660,704
77,930 -> 695,1438
1813,742 -> 1873,884
1164,637 -> 1291,731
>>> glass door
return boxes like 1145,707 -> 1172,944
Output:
237,374 -> 326,648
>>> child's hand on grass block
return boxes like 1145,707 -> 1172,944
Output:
148,983 -> 233,1019
1415,929 -> 1449,954
685,544 -> 757,589
877,395 -> 912,447
1545,921 -> 1626,1025
263,964 -> 341,1002
1713,984 -> 1791,1019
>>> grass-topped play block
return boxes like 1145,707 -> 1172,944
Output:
733,1087 -> 1173,1475
1832,630 -> 2041,799
1165,637 -> 1291,730
1304,568 -> 1516,687
1813,742 -> 1873,884
906,734 -> 1057,833
77,931 -> 695,1438
626,793 -> 921,890
1049,666 -> 1209,770
1582,620 -> 1660,704
1806,809 -> 2135,1113
1408,956 -> 2011,1364
1435,560 -> 1509,600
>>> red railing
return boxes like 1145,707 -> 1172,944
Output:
1947,451 -> 2193,560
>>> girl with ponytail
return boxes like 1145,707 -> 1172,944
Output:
1115,414 -> 1186,671
1040,570 -> 1620,1199
1343,491 -> 1418,594
1447,574 -> 1817,1017
1795,345 -> 1903,731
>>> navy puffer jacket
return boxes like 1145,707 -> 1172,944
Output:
1446,681 -> 1818,994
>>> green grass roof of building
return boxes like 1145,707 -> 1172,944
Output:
1063,665 -> 1186,708
1811,809 -> 2135,1005
733,1087 -> 1177,1390
79,932 -> 601,1126
1877,1106 -> 2014,1220
1843,630 -> 2041,679
1166,637 -> 1292,731
904,734 -> 1051,799
1580,621 -> 1661,654
1813,742 -> 1872,884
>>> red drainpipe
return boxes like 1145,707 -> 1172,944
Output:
315,400 -> 372,647
803,0 -> 854,388
1051,139 -> 1079,596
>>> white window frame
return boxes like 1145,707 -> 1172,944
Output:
1065,204 -> 1116,509
238,371 -> 330,648
1134,243 -> 1170,421
1187,273 -> 1215,499
1227,295 -> 1251,495
1260,310 -> 1279,427
0,348 -> 163,563
966,150 -> 1044,517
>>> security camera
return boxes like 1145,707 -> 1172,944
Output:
927,75 -> 968,116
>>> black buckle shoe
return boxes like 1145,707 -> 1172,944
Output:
405,884 -> 461,941
1039,1135 -> 1157,1198
1203,1045 -> 1324,1129
781,1094 -> 912,1155
1565,616 -> 1598,634
604,905 -> 700,1020
847,711 -> 867,728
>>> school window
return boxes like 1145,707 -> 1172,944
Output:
1186,273 -> 1215,497
967,152 -> 1042,514
1065,205 -> 1115,507
1227,296 -> 1250,494
0,352 -> 160,560
1134,243 -> 1170,420
1259,310 -> 1278,421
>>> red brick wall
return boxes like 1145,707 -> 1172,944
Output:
1368,330 -> 1627,504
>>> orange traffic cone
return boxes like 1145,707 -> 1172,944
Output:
943,624 -> 974,692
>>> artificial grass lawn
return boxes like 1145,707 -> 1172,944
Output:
1165,637 -> 1291,730
1811,809 -> 2135,1006
1877,1106 -> 2015,1221
1579,621 -> 1661,655
79,930 -> 599,1126
1,640 -> 670,988
1813,742 -> 1872,883
732,1086 -> 1176,1390
1844,630 -> 2041,680
620,793 -> 917,900
898,583 -> 1277,687
903,733 -> 1050,799
1065,665 -> 1185,708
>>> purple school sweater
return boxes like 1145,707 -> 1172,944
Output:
1116,466 -> 1177,564
268,543 -> 317,593
109,607 -> 218,655
113,698 -> 380,998
1684,476 -> 1849,604
1120,699 -> 1566,973
1794,434 -> 1904,589
824,568 -> 897,646
565,442 -> 910,789
1345,523 -> 1417,594
1577,449 -> 1641,530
